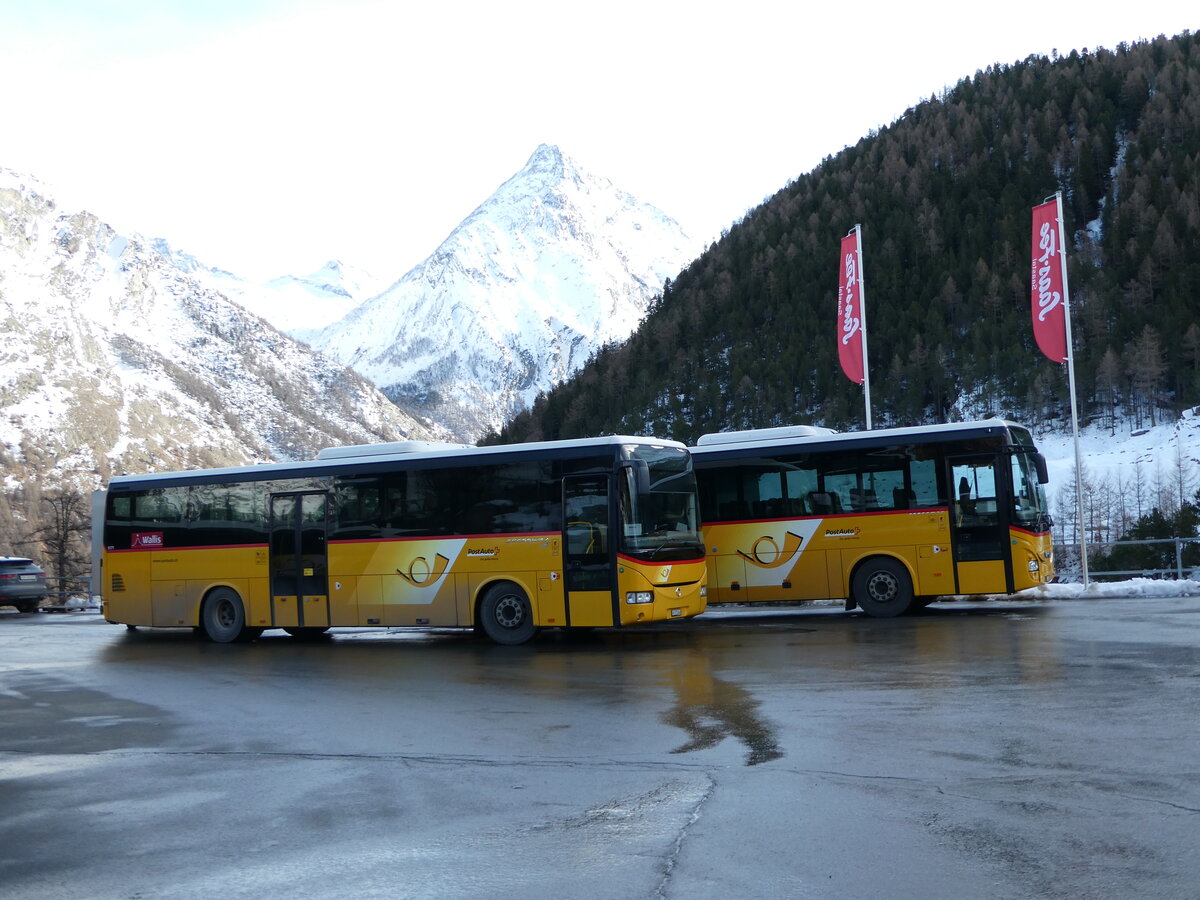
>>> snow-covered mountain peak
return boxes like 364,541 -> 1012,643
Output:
306,144 -> 699,441
492,144 -> 589,198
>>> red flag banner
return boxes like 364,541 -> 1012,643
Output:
836,231 -> 865,384
1031,199 -> 1068,364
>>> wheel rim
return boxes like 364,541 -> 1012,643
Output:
214,599 -> 237,629
494,594 -> 524,629
866,571 -> 899,604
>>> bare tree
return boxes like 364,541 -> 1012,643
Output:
1112,465 -> 1137,539
1171,437 -> 1198,513
1183,322 -> 1200,385
29,488 -> 92,584
1127,325 -> 1167,428
1094,347 -> 1121,436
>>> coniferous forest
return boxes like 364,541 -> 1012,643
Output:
492,33 -> 1200,446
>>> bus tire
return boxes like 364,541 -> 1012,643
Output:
478,582 -> 537,645
200,587 -> 249,643
852,558 -> 913,618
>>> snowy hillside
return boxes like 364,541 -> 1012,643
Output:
149,243 -> 385,332
307,145 -> 702,441
1035,409 -> 1200,513
0,167 -> 439,499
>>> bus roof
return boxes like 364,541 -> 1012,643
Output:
106,435 -> 689,489
692,419 -> 1033,456
315,440 -> 472,460
695,424 -> 837,446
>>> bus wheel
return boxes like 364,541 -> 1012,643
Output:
201,588 -> 248,643
852,558 -> 913,618
479,583 -> 536,645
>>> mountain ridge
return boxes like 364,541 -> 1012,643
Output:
306,144 -> 701,440
0,166 -> 441,548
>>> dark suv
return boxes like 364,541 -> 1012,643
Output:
0,556 -> 48,612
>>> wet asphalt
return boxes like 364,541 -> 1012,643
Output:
2,594 -> 1198,899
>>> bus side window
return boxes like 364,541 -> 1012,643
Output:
721,500 -> 751,520
807,491 -> 841,515
849,487 -> 879,510
783,463 -> 817,516
908,458 -> 939,508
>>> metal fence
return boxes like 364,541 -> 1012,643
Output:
1053,537 -> 1200,582
42,576 -> 95,610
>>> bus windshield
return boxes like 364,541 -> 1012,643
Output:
1011,451 -> 1052,531
619,445 -> 703,562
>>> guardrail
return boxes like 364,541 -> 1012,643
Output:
42,576 -> 96,610
1053,537 -> 1200,581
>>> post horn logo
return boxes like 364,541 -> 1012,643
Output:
736,531 -> 804,570
396,553 -> 451,586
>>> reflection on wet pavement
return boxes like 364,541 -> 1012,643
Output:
661,651 -> 783,765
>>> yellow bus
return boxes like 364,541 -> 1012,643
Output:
95,436 -> 706,644
691,419 -> 1054,617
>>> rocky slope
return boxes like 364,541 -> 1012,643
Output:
0,168 -> 439,507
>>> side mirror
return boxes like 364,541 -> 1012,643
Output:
629,461 -> 652,494
1034,453 -> 1049,485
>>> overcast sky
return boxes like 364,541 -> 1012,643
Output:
1,1 -> 1195,281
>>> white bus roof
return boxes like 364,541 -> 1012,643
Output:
695,424 -> 837,446
692,419 -> 1028,454
107,435 -> 689,487
316,440 -> 471,460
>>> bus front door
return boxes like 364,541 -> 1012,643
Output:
269,492 -> 330,628
563,476 -> 616,627
947,455 -> 1013,595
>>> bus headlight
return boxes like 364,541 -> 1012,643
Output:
625,591 -> 653,605
1027,559 -> 1040,573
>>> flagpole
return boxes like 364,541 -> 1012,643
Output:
852,225 -> 873,430
1051,192 -> 1089,586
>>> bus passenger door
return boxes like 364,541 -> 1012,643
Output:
562,476 -> 616,627
269,492 -> 330,628
947,456 -> 1013,595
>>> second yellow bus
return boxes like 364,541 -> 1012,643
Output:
691,419 -> 1055,616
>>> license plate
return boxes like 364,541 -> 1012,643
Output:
18,574 -> 36,581
670,608 -> 683,617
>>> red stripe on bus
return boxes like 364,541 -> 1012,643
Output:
108,543 -> 270,553
329,531 -> 561,545
704,506 -> 951,527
